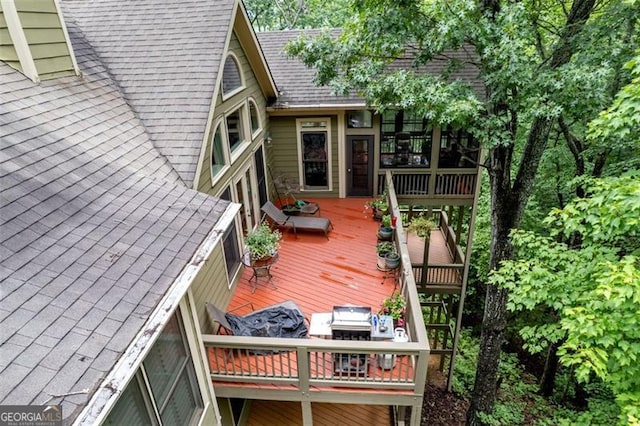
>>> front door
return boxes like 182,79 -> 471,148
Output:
347,135 -> 374,196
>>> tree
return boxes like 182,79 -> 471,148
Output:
244,0 -> 353,31
490,172 -> 640,424
286,0 -> 638,423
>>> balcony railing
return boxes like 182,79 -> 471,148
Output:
377,169 -> 477,199
202,173 -> 429,423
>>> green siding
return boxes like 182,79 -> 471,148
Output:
0,11 -> 21,71
197,30 -> 269,197
191,244 -> 236,333
268,115 -> 341,198
14,0 -> 75,79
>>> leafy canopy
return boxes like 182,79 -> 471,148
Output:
491,172 -> 640,424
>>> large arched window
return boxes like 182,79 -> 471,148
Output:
248,99 -> 261,137
222,54 -> 243,97
210,121 -> 227,178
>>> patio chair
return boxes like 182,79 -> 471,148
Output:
261,201 -> 333,238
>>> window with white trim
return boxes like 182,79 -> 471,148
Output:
222,220 -> 242,287
226,105 -> 246,154
248,99 -> 261,137
298,119 -> 330,190
104,308 -> 203,425
210,121 -> 227,178
222,54 -> 243,97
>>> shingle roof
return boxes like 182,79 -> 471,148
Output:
257,30 -> 484,108
0,19 -> 229,423
61,0 -> 237,186
258,30 -> 363,108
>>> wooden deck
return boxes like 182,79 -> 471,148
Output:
229,198 -> 454,315
219,198 -> 453,425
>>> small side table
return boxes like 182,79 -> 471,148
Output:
299,202 -> 320,216
242,251 -> 279,293
309,312 -> 332,338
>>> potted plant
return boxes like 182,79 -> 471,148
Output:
377,214 -> 393,241
384,251 -> 400,270
379,292 -> 407,328
407,215 -> 436,265
365,194 -> 387,221
245,223 -> 282,264
376,241 -> 394,270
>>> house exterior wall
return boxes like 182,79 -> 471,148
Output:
196,30 -> 269,198
267,114 -> 340,198
14,0 -> 76,79
0,10 -> 22,72
191,243 -> 235,332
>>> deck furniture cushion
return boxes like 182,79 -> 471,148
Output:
261,201 -> 333,238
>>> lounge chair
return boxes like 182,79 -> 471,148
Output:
261,201 -> 333,238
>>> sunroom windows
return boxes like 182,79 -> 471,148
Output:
297,119 -> 331,190
104,308 -> 203,425
380,110 -> 433,168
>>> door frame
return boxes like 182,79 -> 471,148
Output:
346,135 -> 374,197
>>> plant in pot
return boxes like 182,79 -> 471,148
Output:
377,214 -> 393,241
365,195 -> 387,221
406,215 -> 436,266
379,292 -> 407,328
245,223 -> 282,265
376,241 -> 394,270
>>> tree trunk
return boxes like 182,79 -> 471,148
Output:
466,2 -> 596,424
540,339 -> 561,397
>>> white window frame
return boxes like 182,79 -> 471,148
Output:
247,97 -> 262,140
226,102 -> 250,163
221,52 -> 245,100
296,118 -> 332,191
209,117 -> 231,186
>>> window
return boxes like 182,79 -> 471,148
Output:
438,127 -> 479,168
226,106 -> 246,153
298,120 -> 330,190
210,121 -> 226,178
222,221 -> 241,286
379,110 -> 433,168
222,54 -> 243,97
104,309 -> 203,425
248,99 -> 261,136
347,110 -> 373,128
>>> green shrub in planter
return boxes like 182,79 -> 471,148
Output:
245,223 -> 281,261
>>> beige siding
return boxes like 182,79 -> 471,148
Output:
268,115 -> 341,198
15,0 -> 75,79
0,11 -> 22,71
197,30 -> 269,197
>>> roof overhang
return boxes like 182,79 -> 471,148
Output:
73,202 -> 241,425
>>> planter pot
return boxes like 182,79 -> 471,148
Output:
373,207 -> 384,221
384,252 -> 400,269
377,253 -> 389,271
377,226 -> 393,241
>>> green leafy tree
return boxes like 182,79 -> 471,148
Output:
244,0 -> 353,31
491,172 -> 640,424
286,0 -> 638,423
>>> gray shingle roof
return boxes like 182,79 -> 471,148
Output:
61,0 -> 237,186
257,30 -> 484,108
0,19 -> 229,424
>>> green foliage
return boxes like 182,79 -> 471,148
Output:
379,292 -> 406,320
406,215 -> 436,240
245,223 -> 281,260
491,172 -> 640,424
375,241 -> 393,255
244,0 -> 354,30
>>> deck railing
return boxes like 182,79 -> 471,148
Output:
201,173 -> 429,425
378,169 -> 477,198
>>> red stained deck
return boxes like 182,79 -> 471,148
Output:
221,198 -> 453,425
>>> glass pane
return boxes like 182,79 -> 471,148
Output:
223,224 -> 241,282
249,101 -> 260,133
304,162 -> 328,187
159,364 -> 199,426
211,125 -> 225,175
104,377 -> 154,426
302,133 -> 327,160
439,127 -> 477,168
226,108 -> 244,152
347,110 -> 372,128
143,315 -> 188,408
222,56 -> 242,94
